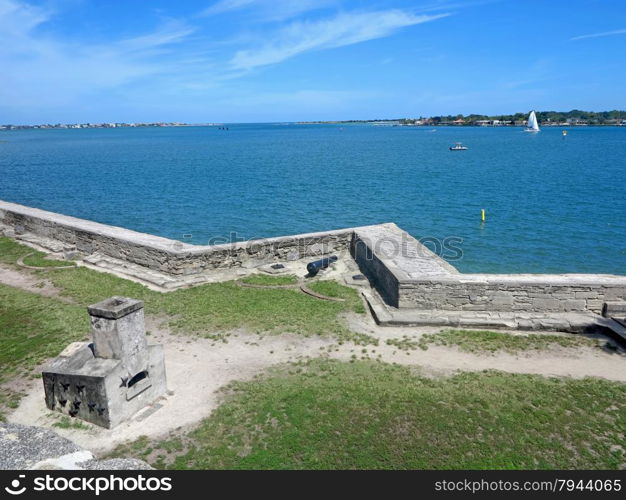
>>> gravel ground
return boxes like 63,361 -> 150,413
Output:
0,423 -> 81,469
0,423 -> 151,470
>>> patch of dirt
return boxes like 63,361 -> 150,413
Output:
0,264 -> 71,303
9,312 -> 626,456
4,264 -> 625,456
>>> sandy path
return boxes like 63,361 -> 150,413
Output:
9,316 -> 625,455
2,264 -> 624,455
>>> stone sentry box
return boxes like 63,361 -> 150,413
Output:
42,297 -> 167,428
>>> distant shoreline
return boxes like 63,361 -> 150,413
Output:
296,121 -> 624,127
3,110 -> 626,131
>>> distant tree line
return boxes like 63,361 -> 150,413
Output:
397,110 -> 626,125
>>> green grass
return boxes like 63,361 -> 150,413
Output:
418,329 -> 599,354
308,279 -> 366,313
0,389 -> 23,422
239,274 -> 298,286
0,284 -> 88,383
22,253 -> 75,268
51,415 -> 90,430
109,359 -> 626,470
0,237 -> 35,264
386,336 -> 422,351
0,283 -> 88,419
0,237 -> 369,344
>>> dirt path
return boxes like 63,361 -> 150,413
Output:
9,315 -> 625,455
3,264 -> 625,454
0,264 -> 70,302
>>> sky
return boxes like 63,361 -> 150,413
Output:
1,0 -> 625,124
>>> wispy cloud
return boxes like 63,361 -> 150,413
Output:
230,10 -> 449,70
199,0 -> 335,21
200,0 -> 257,16
0,0 -> 452,121
0,0 -> 197,110
570,28 -> 626,41
114,22 -> 196,53
0,0 -> 48,37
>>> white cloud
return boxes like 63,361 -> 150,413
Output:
0,0 -> 48,36
0,0 -> 197,111
200,0 -> 336,22
114,22 -> 196,53
570,28 -> 626,41
230,10 -> 449,70
200,0 -> 257,16
0,0 -> 451,121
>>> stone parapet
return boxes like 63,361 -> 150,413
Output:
2,199 -> 625,316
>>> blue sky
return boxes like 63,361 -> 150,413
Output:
1,0 -> 625,123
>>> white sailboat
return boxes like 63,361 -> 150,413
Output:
524,110 -> 540,132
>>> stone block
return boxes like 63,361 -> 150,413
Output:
531,298 -> 562,311
602,301 -> 626,317
43,297 -> 167,428
88,297 -> 148,376
561,299 -> 587,312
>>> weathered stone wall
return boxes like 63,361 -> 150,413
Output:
3,199 -> 625,315
398,277 -> 626,314
0,200 -> 357,275
351,233 -> 400,307
352,222 -> 626,315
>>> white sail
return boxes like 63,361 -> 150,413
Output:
527,111 -> 539,131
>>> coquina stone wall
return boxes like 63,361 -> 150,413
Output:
350,231 -> 400,307
2,199 -> 625,315
398,277 -> 626,314
351,223 -> 626,314
0,200 -> 358,275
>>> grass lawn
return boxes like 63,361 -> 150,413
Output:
0,284 -> 87,383
109,359 -> 626,470
21,253 -> 75,268
0,237 -> 368,343
418,329 -> 599,353
239,274 -> 298,286
0,283 -> 88,420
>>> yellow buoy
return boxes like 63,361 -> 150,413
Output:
481,209 -> 486,222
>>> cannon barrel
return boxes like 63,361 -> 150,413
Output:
306,256 -> 338,275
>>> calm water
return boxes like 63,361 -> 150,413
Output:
1,124 -> 624,274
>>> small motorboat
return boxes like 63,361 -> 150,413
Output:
449,142 -> 468,151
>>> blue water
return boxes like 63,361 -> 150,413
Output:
1,124 -> 624,274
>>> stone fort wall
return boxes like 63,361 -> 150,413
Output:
0,200 -> 357,276
2,199 -> 625,315
350,223 -> 626,315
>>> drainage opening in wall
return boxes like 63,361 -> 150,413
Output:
128,370 -> 149,387
126,370 -> 151,400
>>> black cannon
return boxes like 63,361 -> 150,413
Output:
306,255 -> 338,276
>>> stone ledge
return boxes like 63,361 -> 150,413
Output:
363,290 -> 604,333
